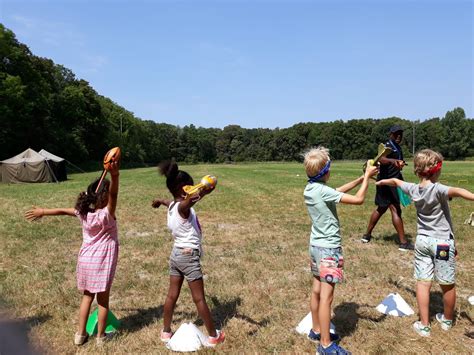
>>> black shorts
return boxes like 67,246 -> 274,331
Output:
375,185 -> 400,207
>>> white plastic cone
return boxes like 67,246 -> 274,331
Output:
295,312 -> 336,335
376,293 -> 414,317
166,323 -> 208,352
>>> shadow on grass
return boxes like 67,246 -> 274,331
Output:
194,297 -> 270,336
333,302 -> 386,338
0,314 -> 50,354
388,278 -> 473,325
119,305 -> 164,333
380,233 -> 414,245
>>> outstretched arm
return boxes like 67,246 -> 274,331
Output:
339,164 -> 378,205
336,176 -> 364,193
25,207 -> 76,221
448,187 -> 474,201
178,185 -> 215,219
152,198 -> 173,208
376,178 -> 404,188
107,161 -> 120,218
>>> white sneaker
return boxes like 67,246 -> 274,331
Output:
413,321 -> 431,337
96,332 -> 116,345
435,313 -> 453,331
74,332 -> 88,345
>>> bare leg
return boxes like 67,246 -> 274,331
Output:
97,289 -> 110,337
163,276 -> 184,332
389,204 -> 407,244
416,281 -> 431,325
77,291 -> 95,336
310,276 -> 321,332
440,284 -> 456,320
319,282 -> 335,347
188,278 -> 216,337
366,206 -> 388,235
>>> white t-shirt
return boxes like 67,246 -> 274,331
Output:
167,201 -> 202,250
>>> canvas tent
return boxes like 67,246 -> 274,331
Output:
0,148 -> 67,183
39,149 -> 67,181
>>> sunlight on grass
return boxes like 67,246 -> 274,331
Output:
0,161 -> 473,353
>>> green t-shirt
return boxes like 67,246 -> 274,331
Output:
304,181 -> 344,248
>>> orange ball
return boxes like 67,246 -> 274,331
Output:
103,147 -> 121,170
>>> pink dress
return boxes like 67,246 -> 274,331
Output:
75,207 -> 119,293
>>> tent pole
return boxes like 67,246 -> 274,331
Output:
45,160 -> 59,183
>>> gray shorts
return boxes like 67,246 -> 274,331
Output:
169,247 -> 203,282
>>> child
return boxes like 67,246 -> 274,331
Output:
25,161 -> 120,345
152,160 -> 225,347
303,147 -> 377,355
376,149 -> 474,337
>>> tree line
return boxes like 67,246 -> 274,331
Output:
1,24 -> 472,167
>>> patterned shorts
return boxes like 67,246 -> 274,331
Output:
310,246 -> 344,284
414,235 -> 455,285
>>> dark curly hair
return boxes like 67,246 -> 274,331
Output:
75,178 -> 110,217
158,159 -> 193,198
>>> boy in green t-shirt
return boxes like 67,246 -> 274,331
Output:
303,147 -> 377,355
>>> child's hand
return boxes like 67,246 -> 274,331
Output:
108,161 -> 120,176
394,160 -> 405,169
364,164 -> 378,178
151,199 -> 162,208
25,206 -> 43,221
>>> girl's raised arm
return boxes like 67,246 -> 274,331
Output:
25,207 -> 76,221
178,185 -> 215,219
107,161 -> 120,219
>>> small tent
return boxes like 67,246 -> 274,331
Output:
0,148 -> 67,183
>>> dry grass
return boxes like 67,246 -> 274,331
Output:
0,161 -> 473,354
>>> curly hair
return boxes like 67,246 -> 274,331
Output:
75,178 -> 110,217
413,149 -> 444,178
158,159 -> 193,197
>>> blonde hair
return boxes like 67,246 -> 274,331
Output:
303,146 -> 330,177
413,149 -> 444,178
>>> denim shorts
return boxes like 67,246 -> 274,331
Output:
414,235 -> 455,285
169,247 -> 203,282
310,245 -> 344,284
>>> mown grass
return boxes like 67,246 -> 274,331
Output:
1,161 -> 473,354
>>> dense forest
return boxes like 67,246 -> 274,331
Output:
1,24 -> 473,166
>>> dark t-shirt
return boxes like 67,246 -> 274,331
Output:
377,139 -> 404,180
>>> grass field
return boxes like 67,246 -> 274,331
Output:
1,161 -> 473,354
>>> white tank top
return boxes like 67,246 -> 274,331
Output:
167,201 -> 202,250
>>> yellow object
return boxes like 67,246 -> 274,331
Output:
364,143 -> 393,172
183,175 -> 217,197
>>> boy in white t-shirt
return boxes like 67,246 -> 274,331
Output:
376,149 -> 474,337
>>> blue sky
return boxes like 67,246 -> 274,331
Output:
1,0 -> 472,128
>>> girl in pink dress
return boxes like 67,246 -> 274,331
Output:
25,161 -> 120,345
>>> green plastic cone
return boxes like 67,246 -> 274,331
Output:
86,309 -> 120,336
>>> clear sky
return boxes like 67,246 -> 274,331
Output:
1,0 -> 472,128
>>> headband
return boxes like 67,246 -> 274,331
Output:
420,161 -> 442,177
308,160 -> 331,183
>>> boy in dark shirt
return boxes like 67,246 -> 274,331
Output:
361,125 -> 414,251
